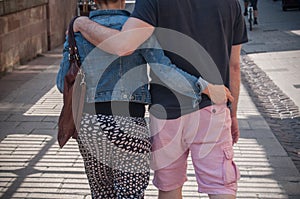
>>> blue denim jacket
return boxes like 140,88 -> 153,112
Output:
56,10 -> 207,106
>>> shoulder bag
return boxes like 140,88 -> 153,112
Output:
57,16 -> 86,148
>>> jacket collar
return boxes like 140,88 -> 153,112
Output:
89,9 -> 130,18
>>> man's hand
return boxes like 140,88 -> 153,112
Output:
202,84 -> 234,105
231,116 -> 240,145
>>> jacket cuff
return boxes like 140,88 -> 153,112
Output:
196,78 -> 209,93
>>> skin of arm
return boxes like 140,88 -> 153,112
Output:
74,17 -> 154,56
74,16 -> 233,104
140,36 -> 234,105
139,37 -> 203,105
229,44 -> 242,144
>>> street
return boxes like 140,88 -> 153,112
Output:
0,0 -> 299,198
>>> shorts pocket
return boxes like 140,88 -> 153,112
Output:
223,145 -> 240,185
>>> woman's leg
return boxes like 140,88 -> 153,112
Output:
77,113 -> 116,198
97,115 -> 151,199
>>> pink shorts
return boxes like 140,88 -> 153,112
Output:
150,105 -> 240,195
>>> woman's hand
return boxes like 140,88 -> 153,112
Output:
202,84 -> 234,105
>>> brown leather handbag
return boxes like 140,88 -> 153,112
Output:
57,16 -> 86,148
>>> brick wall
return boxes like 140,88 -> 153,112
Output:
48,0 -> 77,50
0,0 -> 77,73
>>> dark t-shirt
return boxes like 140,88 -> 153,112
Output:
132,0 -> 248,119
84,102 -> 145,118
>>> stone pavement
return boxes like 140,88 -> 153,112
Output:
240,0 -> 300,173
0,1 -> 300,199
1,47 -> 299,199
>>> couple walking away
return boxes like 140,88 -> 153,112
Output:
57,0 -> 248,198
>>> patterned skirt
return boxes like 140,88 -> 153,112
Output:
77,113 -> 151,199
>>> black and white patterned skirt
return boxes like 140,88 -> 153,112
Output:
77,113 -> 151,199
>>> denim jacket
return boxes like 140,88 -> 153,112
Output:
56,10 -> 207,106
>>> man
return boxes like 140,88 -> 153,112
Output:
74,0 -> 248,198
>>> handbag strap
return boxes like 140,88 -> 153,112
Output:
68,16 -> 81,65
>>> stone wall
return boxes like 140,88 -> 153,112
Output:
0,0 -> 77,73
48,0 -> 77,50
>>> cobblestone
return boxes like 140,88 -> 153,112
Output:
241,55 -> 300,172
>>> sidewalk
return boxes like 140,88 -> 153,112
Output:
1,1 -> 300,199
0,48 -> 300,199
241,0 -> 300,108
240,0 -> 300,172
0,48 -> 299,199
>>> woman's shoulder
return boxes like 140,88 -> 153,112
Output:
90,10 -> 130,29
89,10 -> 130,20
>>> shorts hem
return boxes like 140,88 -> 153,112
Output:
199,187 -> 237,196
152,179 -> 187,192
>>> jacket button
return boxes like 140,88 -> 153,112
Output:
212,109 -> 216,113
123,94 -> 128,98
130,96 -> 135,100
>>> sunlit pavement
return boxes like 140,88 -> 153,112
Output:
1,1 -> 300,198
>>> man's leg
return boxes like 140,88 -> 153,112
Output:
188,105 -> 239,197
209,194 -> 235,199
244,0 -> 249,16
252,0 -> 258,24
150,114 -> 190,199
253,10 -> 258,24
158,187 -> 183,199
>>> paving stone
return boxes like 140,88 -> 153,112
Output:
30,129 -> 57,136
256,138 -> 289,156
1,1 -> 300,198
6,114 -> 45,122
0,113 -> 10,122
17,121 -> 57,131
9,192 -> 30,198
268,156 -> 299,169
27,193 -> 85,199
288,196 -> 300,199
281,181 -> 300,195
240,129 -> 276,139
42,116 -> 59,122
238,120 -> 251,129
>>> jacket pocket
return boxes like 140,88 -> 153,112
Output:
223,145 -> 240,185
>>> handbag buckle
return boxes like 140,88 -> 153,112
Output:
78,69 -> 86,86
